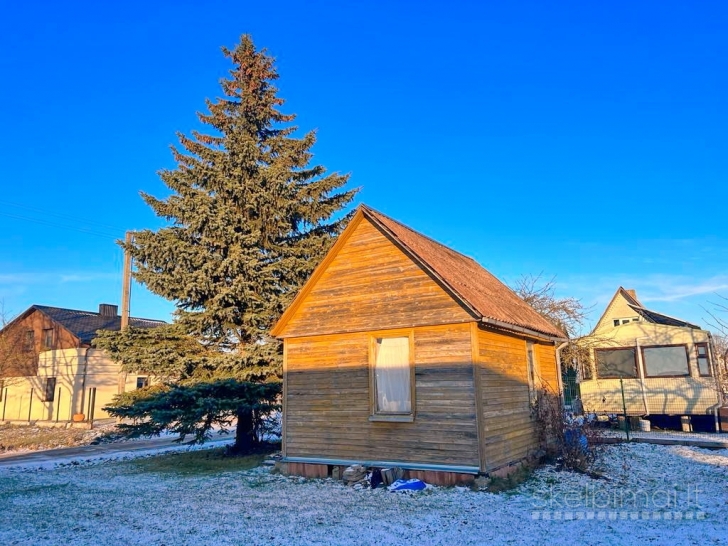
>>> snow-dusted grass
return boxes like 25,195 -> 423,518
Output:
1,443 -> 727,545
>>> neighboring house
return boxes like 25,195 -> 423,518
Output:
271,205 -> 566,484
0,303 -> 164,423
578,287 -> 722,423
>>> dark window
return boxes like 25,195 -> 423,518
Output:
621,319 -> 630,325
23,330 -> 34,352
595,348 -> 637,378
613,319 -> 620,327
696,343 -> 711,376
43,377 -> 57,402
642,345 -> 690,377
136,377 -> 149,389
42,328 -> 53,350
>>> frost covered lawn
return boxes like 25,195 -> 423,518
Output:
1,443 -> 727,545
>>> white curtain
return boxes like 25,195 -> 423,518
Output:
375,337 -> 411,413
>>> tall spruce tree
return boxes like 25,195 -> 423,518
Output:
102,35 -> 356,452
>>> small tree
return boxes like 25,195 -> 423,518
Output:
705,294 -> 728,398
511,274 -> 588,338
100,35 -> 357,453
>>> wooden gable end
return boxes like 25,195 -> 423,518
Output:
274,214 -> 475,338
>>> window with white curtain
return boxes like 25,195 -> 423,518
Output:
373,337 -> 411,414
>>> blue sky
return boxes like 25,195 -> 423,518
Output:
0,1 -> 726,333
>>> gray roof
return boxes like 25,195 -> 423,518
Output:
32,305 -> 166,344
627,304 -> 701,330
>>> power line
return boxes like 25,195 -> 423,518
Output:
0,199 -> 128,233
0,211 -> 121,240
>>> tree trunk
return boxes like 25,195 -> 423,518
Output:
232,407 -> 255,454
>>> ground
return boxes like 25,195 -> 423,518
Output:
0,443 -> 727,545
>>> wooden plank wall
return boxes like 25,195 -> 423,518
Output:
535,343 -> 560,394
475,327 -> 558,472
279,218 -> 473,338
285,323 -> 480,468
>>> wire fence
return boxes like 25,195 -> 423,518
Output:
563,372 -> 728,443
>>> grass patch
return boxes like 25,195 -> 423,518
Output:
130,446 -> 274,476
486,464 -> 534,493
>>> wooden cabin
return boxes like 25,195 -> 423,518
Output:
577,287 -> 722,423
271,205 -> 566,484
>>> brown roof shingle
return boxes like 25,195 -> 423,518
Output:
363,205 -> 566,339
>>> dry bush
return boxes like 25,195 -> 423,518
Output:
532,386 -> 603,473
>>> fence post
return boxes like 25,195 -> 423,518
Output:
28,388 -> 34,424
55,387 -> 61,423
620,376 -> 630,442
88,388 -> 97,429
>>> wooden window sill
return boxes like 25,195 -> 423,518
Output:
368,414 -> 414,423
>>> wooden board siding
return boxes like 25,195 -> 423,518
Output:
535,342 -> 560,393
284,323 -> 479,468
277,217 -> 473,338
475,327 -> 558,472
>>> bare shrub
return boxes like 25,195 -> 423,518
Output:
532,386 -> 603,473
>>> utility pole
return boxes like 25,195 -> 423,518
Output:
121,231 -> 133,330
118,231 -> 133,398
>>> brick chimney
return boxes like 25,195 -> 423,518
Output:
99,304 -> 119,317
625,289 -> 637,300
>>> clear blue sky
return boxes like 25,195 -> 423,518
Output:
1,1 -> 726,333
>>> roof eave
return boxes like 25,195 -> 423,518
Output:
480,316 -> 566,343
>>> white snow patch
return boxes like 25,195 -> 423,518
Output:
0,443 -> 727,545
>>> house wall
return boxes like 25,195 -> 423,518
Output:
278,217 -> 474,338
1,348 -> 120,422
579,322 -> 720,415
284,323 -> 480,469
474,326 -> 557,472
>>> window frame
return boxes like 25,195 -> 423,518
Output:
595,347 -> 638,379
136,376 -> 150,389
43,377 -> 57,402
695,342 -> 712,377
23,330 -> 34,352
368,331 -> 415,423
640,344 -> 690,378
42,328 -> 54,350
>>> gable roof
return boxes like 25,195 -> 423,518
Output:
31,305 -> 166,344
595,287 -> 701,331
273,205 -> 566,339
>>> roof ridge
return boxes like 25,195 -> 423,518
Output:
33,304 -> 166,324
360,205 -> 479,264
